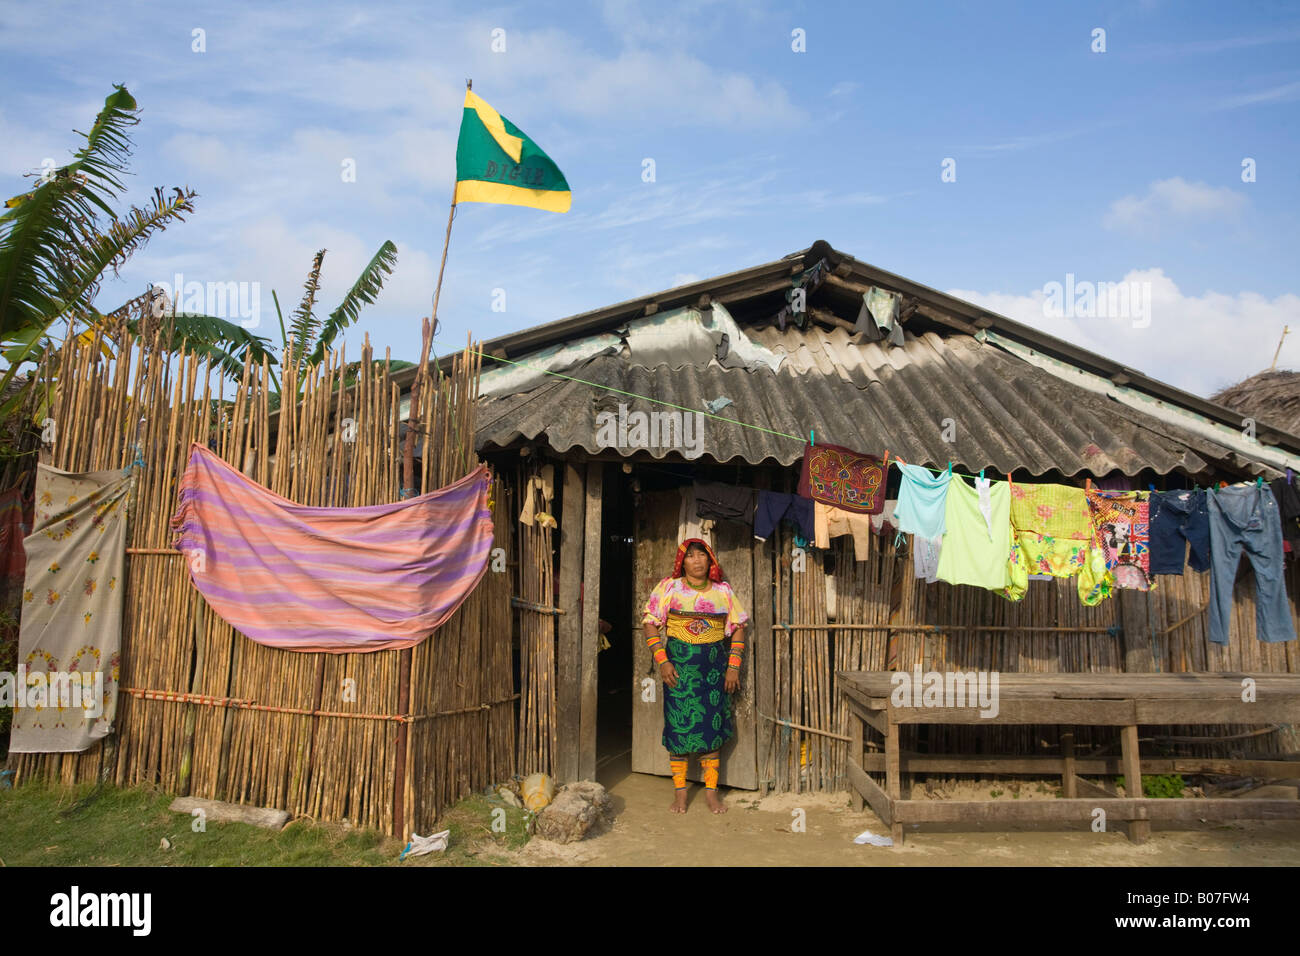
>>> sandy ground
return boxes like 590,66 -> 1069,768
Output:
509,754 -> 1300,866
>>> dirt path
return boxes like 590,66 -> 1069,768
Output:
510,755 -> 1300,866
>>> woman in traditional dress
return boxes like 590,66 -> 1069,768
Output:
641,538 -> 748,814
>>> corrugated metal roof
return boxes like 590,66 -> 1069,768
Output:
476,323 -> 1231,476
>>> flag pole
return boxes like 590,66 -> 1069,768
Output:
394,77 -> 470,842
402,77 -> 470,498
428,81 -> 468,345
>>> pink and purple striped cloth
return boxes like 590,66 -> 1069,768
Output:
172,443 -> 493,653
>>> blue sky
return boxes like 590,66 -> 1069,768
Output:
2,0 -> 1297,397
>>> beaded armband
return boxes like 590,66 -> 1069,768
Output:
646,631 -> 668,665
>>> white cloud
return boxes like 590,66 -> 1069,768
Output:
1102,177 -> 1249,236
1211,79 -> 1300,111
947,268 -> 1300,397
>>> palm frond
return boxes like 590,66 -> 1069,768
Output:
0,85 -> 141,339
308,240 -> 398,365
287,249 -> 325,376
150,311 -> 278,381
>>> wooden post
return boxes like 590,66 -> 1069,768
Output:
849,711 -> 864,812
886,712 -> 903,846
555,462 -> 586,782
1119,589 -> 1154,673
752,474 -> 774,796
1061,730 -> 1077,798
1121,723 -> 1150,844
578,462 -> 603,781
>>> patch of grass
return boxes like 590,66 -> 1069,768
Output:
0,781 -> 533,867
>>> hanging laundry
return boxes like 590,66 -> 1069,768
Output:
895,464 -> 949,537
855,286 -> 905,347
798,442 -> 886,515
694,481 -> 756,525
678,484 -> 713,545
895,463 -> 951,583
869,499 -> 898,535
1206,484 -> 1296,645
1085,489 -> 1153,590
813,501 -> 871,561
1093,473 -> 1135,491
1268,475 -> 1300,553
913,536 -> 943,583
172,443 -> 493,653
9,464 -> 135,753
936,476 -> 1012,590
1002,483 -> 1112,605
519,464 -> 555,528
974,476 -> 995,540
754,491 -> 814,542
1148,489 -> 1210,575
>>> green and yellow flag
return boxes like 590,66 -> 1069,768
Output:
453,90 -> 571,213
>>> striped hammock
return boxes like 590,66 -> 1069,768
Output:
172,443 -> 493,652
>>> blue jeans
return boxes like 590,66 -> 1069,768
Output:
1149,489 -> 1210,575
1206,486 -> 1296,645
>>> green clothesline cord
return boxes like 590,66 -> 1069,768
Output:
434,338 -> 805,443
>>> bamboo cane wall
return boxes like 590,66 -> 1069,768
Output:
10,328 -> 518,835
764,525 -> 1300,794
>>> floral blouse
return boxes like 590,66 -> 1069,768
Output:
642,577 -> 749,637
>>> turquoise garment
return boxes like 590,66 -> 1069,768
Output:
895,463 -> 950,538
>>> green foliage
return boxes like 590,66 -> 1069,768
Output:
0,86 -> 199,414
275,241 -> 399,397
1115,773 -> 1184,798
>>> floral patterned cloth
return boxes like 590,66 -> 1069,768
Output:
9,464 -> 134,753
1003,482 -> 1113,604
642,577 -> 749,637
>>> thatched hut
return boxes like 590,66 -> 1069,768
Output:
1212,369 -> 1300,439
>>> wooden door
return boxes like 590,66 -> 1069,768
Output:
631,488 -> 758,789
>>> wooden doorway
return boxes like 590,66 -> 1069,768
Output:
631,487 -> 758,789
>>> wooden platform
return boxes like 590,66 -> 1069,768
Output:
838,671 -> 1300,845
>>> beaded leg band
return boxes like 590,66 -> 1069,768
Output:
701,755 -> 720,790
670,757 -> 687,790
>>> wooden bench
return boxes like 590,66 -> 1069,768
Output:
838,671 -> 1300,845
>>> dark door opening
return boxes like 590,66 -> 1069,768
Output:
595,464 -> 636,783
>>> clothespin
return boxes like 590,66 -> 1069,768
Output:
1085,477 -> 1093,492
979,468 -> 985,480
1257,476 -> 1263,488
883,450 -> 889,470
1288,467 -> 1294,484
1148,483 -> 1156,492
810,429 -> 815,448
947,462 -> 953,476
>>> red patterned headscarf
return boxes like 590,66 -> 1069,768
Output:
673,538 -> 726,583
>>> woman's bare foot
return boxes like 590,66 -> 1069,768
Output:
669,789 -> 688,813
704,789 -> 727,814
